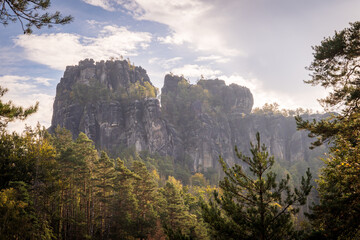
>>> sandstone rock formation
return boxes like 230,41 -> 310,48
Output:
50,59 -> 324,173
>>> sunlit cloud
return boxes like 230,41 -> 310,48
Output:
82,0 -> 116,11
14,25 -> 152,70
34,77 -> 53,86
0,75 -> 55,132
219,74 -> 325,111
195,55 -> 231,63
129,0 -> 240,56
148,57 -> 182,69
82,0 -> 241,57
157,35 -> 185,45
171,64 -> 221,80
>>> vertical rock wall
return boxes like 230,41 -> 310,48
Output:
51,59 -> 323,172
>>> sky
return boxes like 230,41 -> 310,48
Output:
1,0 -> 360,132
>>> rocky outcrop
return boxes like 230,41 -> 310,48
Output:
197,79 -> 253,114
51,59 -> 324,173
50,59 -> 178,156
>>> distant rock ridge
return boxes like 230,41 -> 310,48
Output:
50,59 -> 324,172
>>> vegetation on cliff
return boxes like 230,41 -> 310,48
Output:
71,76 -> 157,104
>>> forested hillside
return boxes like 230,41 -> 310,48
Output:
50,59 -> 327,186
0,123 -> 214,239
2,2 -> 360,237
0,0 -> 360,240
0,66 -> 325,239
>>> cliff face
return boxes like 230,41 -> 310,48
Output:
51,59 -> 323,172
159,75 -> 322,171
50,59 -> 178,157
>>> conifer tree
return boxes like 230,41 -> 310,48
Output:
0,126 -> 57,239
306,135 -> 360,239
93,151 -> 116,239
296,21 -> 360,239
74,132 -> 98,238
0,86 -> 38,129
202,133 -> 312,240
296,22 -> 360,148
160,177 -> 198,239
0,0 -> 73,34
51,127 -> 78,239
110,157 -> 138,238
131,161 -> 159,239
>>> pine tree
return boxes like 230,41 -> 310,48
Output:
202,133 -> 312,240
110,157 -> 138,239
130,161 -> 159,240
73,132 -> 98,238
295,21 -> 360,239
0,126 -> 57,239
92,151 -> 116,239
296,22 -> 360,148
51,127 -> 78,239
160,177 -> 198,239
0,0 -> 73,34
306,135 -> 360,239
0,86 -> 38,129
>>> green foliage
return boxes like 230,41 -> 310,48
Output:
71,77 -> 157,104
161,77 -> 212,128
139,151 -> 175,178
0,181 -> 53,239
190,173 -> 208,187
110,157 -> 138,239
130,161 -> 159,238
252,102 -> 315,117
114,147 -> 195,185
306,135 -> 360,239
0,86 -> 38,129
0,124 -> 215,239
174,162 -> 192,185
203,168 -> 219,186
202,133 -> 312,240
0,126 -> 59,239
296,22 -> 360,239
127,81 -> 157,100
160,176 -> 210,240
296,21 -> 360,148
0,0 -> 73,34
71,78 -> 111,104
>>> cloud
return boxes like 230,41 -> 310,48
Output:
86,19 -> 110,26
219,74 -> 284,108
157,35 -> 184,45
82,0 -> 116,11
34,77 -> 53,86
0,75 -> 38,92
84,0 -> 240,56
148,57 -> 182,69
219,74 -> 325,111
171,64 -> 221,80
131,0 -> 240,56
0,75 -> 54,88
0,75 -> 55,133
195,55 -> 230,63
14,25 -> 152,70
6,93 -> 54,133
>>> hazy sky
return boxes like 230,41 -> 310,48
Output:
1,0 -> 360,132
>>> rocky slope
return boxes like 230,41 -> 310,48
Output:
50,59 -> 324,172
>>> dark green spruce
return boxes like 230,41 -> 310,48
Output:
202,133 -> 312,240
